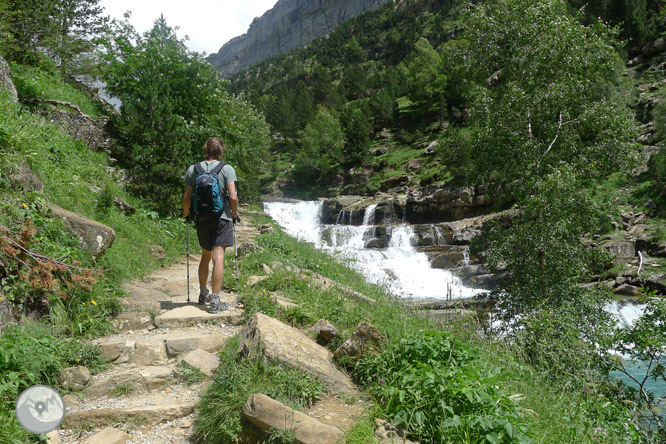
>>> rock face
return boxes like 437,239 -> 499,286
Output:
41,108 -> 111,152
207,0 -> 389,77
238,313 -> 355,393
50,204 -> 115,259
0,56 -> 18,102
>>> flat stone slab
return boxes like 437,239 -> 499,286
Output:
63,401 -> 198,427
166,334 -> 228,357
83,427 -> 130,444
243,393 -> 343,444
238,313 -> 355,394
155,305 -> 243,328
86,366 -> 172,397
181,349 -> 220,376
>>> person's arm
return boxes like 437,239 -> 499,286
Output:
182,185 -> 193,219
227,181 -> 239,221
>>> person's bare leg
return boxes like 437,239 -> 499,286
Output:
209,246 -> 227,312
198,248 -> 212,303
211,246 -> 226,294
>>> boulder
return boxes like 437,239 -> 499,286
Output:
613,284 -> 642,297
247,275 -> 269,287
181,349 -> 220,376
238,313 -> 355,393
602,240 -> 636,264
60,366 -> 91,391
260,224 -> 274,234
50,204 -> 115,259
375,418 -> 420,444
0,56 -> 18,102
237,242 -> 261,256
242,393 -> 344,444
83,427 -> 130,444
113,311 -> 153,332
8,164 -> 43,192
147,244 -> 166,260
309,319 -> 338,345
333,321 -> 384,363
113,196 -> 136,215
0,296 -> 16,329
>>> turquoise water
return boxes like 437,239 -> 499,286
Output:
610,359 -> 666,429
610,360 -> 666,398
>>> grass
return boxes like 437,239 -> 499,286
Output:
176,361 -> 207,385
10,63 -> 103,119
193,336 -> 325,444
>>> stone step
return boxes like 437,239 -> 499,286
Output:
97,328 -> 235,365
85,366 -> 173,397
63,401 -> 198,428
155,305 -> 244,328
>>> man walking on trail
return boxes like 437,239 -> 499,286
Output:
182,137 -> 239,313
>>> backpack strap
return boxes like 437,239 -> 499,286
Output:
210,161 -> 225,176
194,162 -> 205,176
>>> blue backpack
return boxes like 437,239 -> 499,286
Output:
192,162 -> 226,221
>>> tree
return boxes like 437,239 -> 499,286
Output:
460,0 -> 636,375
100,15 -> 270,211
457,0 -> 635,191
399,37 -> 448,118
0,0 -> 109,70
293,107 -> 345,192
341,104 -> 371,165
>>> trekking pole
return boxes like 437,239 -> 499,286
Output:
233,217 -> 239,282
186,218 -> 191,303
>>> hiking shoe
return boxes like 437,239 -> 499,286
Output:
198,294 -> 206,305
209,302 -> 229,314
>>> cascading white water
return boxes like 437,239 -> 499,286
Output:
264,200 -> 479,299
605,300 -> 647,328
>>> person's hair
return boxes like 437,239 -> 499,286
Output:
203,137 -> 225,160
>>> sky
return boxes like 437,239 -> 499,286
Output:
99,0 -> 279,55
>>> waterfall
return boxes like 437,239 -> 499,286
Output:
606,300 -> 647,328
362,204 -> 377,226
264,201 -> 479,299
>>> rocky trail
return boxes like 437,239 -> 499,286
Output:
50,212 -> 374,444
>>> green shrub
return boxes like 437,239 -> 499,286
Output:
355,331 -> 532,444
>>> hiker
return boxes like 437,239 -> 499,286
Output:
182,137 -> 239,313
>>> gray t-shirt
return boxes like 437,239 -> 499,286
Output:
184,160 -> 237,221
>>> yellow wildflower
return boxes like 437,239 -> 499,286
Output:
90,300 -> 97,306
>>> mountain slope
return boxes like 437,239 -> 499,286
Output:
206,0 -> 390,77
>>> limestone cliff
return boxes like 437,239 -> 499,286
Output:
206,0 -> 389,77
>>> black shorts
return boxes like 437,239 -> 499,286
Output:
196,217 -> 233,251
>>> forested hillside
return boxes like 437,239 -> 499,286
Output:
231,0 -> 664,197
